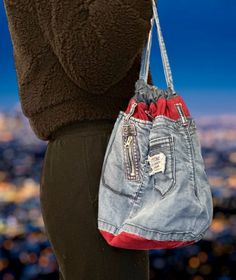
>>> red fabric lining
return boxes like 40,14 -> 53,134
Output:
100,230 -> 196,250
124,96 -> 190,121
124,98 -> 150,121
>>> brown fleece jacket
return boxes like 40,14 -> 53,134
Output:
3,0 -> 153,141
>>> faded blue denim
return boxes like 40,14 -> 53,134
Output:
97,79 -> 213,244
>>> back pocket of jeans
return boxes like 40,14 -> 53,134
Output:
146,135 -> 176,197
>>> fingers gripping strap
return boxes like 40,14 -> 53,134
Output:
139,0 -> 175,93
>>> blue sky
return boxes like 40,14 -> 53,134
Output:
0,0 -> 235,117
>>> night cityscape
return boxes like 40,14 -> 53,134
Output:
0,105 -> 235,279
1,0 -> 236,279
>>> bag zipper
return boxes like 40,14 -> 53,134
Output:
175,103 -> 188,126
124,135 -> 136,176
122,122 -> 140,181
144,110 -> 154,120
124,102 -> 138,122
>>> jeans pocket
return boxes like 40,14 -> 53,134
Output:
101,118 -> 142,197
146,135 -> 176,197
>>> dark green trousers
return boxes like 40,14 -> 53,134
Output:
40,119 -> 149,280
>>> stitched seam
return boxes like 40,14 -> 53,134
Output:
185,128 -> 200,203
98,219 -> 200,238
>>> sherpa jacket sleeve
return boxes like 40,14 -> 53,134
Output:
34,0 -> 153,95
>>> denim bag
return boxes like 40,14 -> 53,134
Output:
97,0 -> 213,250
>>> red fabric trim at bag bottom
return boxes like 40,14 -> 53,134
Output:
99,230 -> 197,250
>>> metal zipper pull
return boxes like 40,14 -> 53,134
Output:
125,135 -> 133,147
124,136 -> 136,176
144,110 -> 154,120
175,103 -> 188,126
124,102 -> 138,122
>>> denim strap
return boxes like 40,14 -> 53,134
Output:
139,0 -> 175,94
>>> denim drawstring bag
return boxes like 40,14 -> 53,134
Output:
97,0 -> 213,250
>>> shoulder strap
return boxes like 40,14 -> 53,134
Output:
139,0 -> 175,94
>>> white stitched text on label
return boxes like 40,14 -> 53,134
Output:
147,152 -> 166,175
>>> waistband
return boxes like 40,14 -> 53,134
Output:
50,119 -> 116,140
